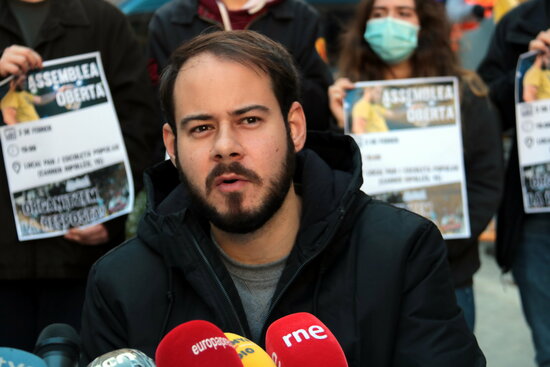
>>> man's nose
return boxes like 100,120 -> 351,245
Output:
210,123 -> 243,161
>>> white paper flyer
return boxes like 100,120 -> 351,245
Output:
514,51 -> 550,213
0,52 -> 134,241
344,76 -> 470,239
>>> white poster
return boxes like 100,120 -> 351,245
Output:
515,51 -> 550,213
344,76 -> 470,239
0,52 -> 134,241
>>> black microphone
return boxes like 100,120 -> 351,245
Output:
34,324 -> 80,367
86,349 -> 155,367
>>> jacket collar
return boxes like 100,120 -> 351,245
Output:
167,0 -> 293,25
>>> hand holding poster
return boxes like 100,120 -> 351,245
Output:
344,76 -> 470,239
515,51 -> 550,213
0,52 -> 134,241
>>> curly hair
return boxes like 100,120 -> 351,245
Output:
337,0 -> 487,96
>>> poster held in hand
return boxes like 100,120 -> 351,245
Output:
514,50 -> 550,213
0,52 -> 134,241
344,76 -> 470,239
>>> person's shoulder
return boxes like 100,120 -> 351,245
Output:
352,199 -> 448,270
496,0 -> 544,33
74,0 -> 131,28
153,0 -> 196,19
355,198 -> 442,246
353,199 -> 445,254
90,236 -> 164,288
79,0 -> 125,16
1,90 -> 17,105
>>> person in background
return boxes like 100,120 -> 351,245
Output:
328,0 -> 503,331
147,0 -> 333,135
0,0 -> 157,351
478,0 -> 550,365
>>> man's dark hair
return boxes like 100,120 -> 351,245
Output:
159,30 -> 301,131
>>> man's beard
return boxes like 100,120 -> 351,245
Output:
175,130 -> 296,234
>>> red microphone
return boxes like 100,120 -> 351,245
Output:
155,320 -> 243,367
265,313 -> 348,367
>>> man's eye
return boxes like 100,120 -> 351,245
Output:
242,116 -> 260,124
190,125 -> 212,134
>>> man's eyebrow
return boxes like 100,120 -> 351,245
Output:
178,113 -> 213,127
230,104 -> 270,116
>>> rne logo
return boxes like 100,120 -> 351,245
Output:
281,325 -> 328,347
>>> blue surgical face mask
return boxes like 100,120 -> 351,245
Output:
363,17 -> 420,64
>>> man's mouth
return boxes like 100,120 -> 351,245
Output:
214,174 -> 249,192
205,162 -> 262,195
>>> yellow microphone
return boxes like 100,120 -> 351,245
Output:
224,333 -> 276,366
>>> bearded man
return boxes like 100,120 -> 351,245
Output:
81,30 -> 485,366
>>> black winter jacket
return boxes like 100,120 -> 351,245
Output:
477,0 -> 549,271
81,132 -> 485,366
446,84 -> 503,287
0,0 -> 158,279
147,0 -> 333,131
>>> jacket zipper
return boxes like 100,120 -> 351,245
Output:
191,235 -> 248,336
263,205 -> 349,333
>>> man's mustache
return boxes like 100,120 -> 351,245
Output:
205,162 -> 262,194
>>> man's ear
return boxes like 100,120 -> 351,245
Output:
162,123 -> 177,166
287,101 -> 307,152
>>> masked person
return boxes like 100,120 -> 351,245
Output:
328,0 -> 503,331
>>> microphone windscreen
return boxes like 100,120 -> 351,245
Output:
224,333 -> 276,366
265,312 -> 348,367
155,320 -> 243,367
0,347 -> 47,367
87,349 -> 155,367
34,323 -> 80,367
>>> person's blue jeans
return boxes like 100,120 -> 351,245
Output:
455,286 -> 475,331
512,213 -> 550,367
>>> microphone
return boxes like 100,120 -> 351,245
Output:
34,323 -> 80,367
0,347 -> 47,367
155,320 -> 243,367
224,333 -> 276,366
87,349 -> 155,367
265,313 -> 348,367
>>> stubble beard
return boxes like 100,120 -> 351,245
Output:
175,129 -> 296,234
